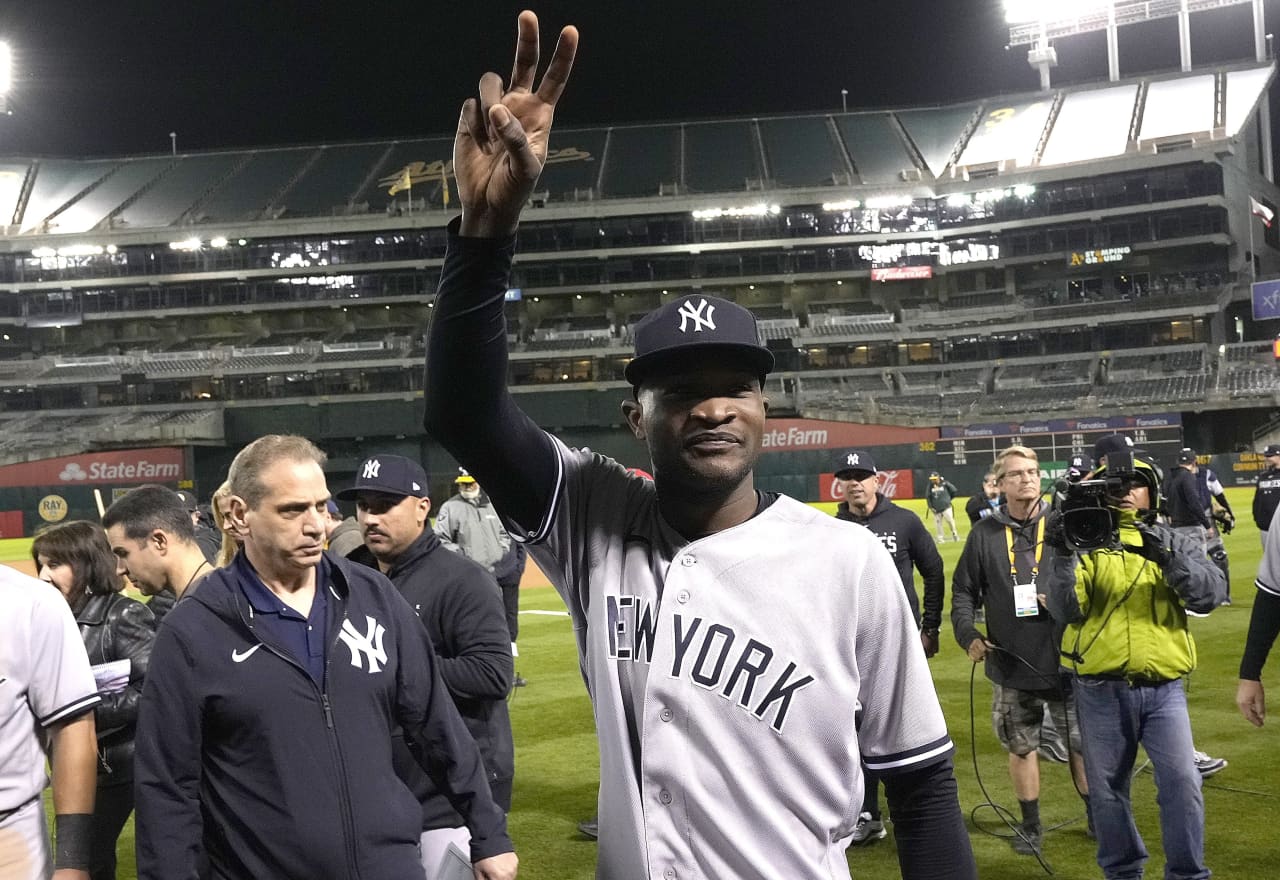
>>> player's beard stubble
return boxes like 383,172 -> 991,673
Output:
648,438 -> 761,504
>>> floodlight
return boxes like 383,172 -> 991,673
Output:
0,42 -> 10,96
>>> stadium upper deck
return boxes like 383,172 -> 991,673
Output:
0,60 -> 1275,459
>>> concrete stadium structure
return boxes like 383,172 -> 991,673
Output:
0,60 -> 1277,528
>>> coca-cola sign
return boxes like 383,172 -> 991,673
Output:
820,469 -> 916,502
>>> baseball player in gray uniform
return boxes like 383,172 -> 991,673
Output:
422,13 -> 976,879
0,567 -> 101,880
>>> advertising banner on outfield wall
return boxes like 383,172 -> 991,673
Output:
1204,452 -> 1272,488
819,470 -> 916,503
761,419 -> 938,452
0,447 -> 186,488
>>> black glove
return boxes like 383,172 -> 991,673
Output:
1126,523 -> 1172,568
1043,510 -> 1068,552
1214,511 -> 1234,535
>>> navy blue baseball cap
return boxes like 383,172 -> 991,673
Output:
1067,453 -> 1093,478
1265,444 -> 1280,457
1092,433 -> 1134,462
335,454 -> 429,500
1176,448 -> 1197,465
624,294 -> 774,387
834,449 -> 878,478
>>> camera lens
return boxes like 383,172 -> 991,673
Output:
1064,508 -> 1113,551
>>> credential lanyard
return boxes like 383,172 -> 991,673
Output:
1005,517 -> 1045,584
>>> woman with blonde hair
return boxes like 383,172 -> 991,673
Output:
209,480 -> 241,567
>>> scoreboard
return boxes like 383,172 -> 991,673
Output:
935,413 -> 1184,472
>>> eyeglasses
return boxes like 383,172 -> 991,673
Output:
1000,467 -> 1040,482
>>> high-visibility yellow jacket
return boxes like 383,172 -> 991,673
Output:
1045,512 -> 1227,682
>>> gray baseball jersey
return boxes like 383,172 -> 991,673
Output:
1256,504 -> 1280,597
0,567 -> 99,877
513,437 -> 953,880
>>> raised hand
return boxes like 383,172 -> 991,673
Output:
456,10 -> 578,238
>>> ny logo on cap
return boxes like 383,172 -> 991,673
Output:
846,453 -> 860,466
677,298 -> 717,333
362,459 -> 381,479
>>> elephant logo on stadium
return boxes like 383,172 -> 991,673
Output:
58,463 -> 88,481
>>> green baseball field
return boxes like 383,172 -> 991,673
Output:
20,488 -> 1279,878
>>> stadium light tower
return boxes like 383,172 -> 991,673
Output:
1006,0 -> 1272,177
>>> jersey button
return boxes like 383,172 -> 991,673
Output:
659,789 -> 673,805
676,590 -> 690,604
660,707 -> 673,722
681,555 -> 696,567
663,870 -> 677,880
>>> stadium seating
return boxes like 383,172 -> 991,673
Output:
0,59 -> 1273,462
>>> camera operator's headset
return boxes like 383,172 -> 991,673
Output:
965,454 -> 1162,873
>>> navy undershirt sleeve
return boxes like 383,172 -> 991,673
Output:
423,219 -> 558,535
1240,587 -> 1280,680
883,755 -> 977,879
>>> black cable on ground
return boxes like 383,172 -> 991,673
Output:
967,660 -> 1056,875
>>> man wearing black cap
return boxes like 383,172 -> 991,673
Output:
1253,444 -> 1280,538
1065,453 -> 1093,484
422,14 -> 973,880
833,448 -> 945,847
337,454 -> 514,878
1166,449 -> 1211,554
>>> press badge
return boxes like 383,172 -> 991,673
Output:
1014,581 -> 1040,618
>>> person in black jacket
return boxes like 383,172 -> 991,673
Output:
951,445 -> 1089,856
833,448 -> 945,848
33,520 -> 156,880
1165,449 -> 1209,552
133,434 -> 516,880
338,453 -> 515,877
964,471 -> 1001,525
1253,444 -> 1280,538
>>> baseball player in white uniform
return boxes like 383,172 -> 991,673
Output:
0,567 -> 101,880
422,13 -> 976,879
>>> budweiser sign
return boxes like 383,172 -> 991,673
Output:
871,266 -> 933,282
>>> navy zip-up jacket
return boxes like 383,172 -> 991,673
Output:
133,550 -> 512,880
350,529 -> 515,825
837,494 -> 944,630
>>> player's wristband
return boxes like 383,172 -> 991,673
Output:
54,813 -> 93,871
921,627 -> 940,637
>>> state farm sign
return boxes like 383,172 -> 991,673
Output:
0,447 -> 186,488
761,419 -> 938,452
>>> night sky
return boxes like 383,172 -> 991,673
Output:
0,0 -> 1276,158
